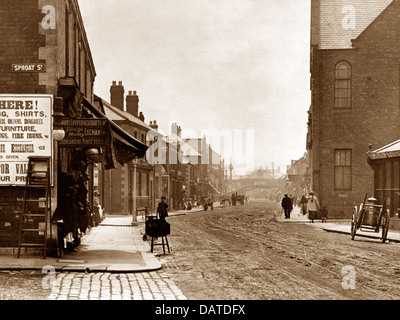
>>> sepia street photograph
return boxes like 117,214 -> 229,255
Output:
1,0 -> 400,314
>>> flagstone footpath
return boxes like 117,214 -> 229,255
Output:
47,270 -> 186,300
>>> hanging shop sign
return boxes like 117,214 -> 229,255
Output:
0,95 -> 52,185
58,118 -> 108,148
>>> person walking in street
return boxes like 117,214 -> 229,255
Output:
93,189 -> 102,226
300,194 -> 308,215
157,196 -> 169,220
281,194 -> 293,219
307,191 -> 320,223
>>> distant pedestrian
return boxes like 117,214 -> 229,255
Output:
157,196 -> 169,220
232,193 -> 237,206
93,190 -> 102,226
281,194 -> 293,219
300,195 -> 308,215
307,191 -> 320,223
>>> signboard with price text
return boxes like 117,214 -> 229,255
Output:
0,95 -> 52,185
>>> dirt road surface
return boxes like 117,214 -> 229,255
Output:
157,200 -> 400,300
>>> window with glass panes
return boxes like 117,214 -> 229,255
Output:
334,149 -> 352,190
335,61 -> 352,109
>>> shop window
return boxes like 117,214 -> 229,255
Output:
335,61 -> 352,109
334,149 -> 352,190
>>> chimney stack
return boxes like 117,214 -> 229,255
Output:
171,122 -> 182,137
138,111 -> 145,122
126,90 -> 139,118
149,120 -> 159,130
110,81 -> 124,111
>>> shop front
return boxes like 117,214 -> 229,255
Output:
0,0 -> 152,257
51,82 -> 148,254
367,140 -> 400,230
0,80 -> 147,257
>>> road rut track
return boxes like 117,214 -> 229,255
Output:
159,201 -> 400,300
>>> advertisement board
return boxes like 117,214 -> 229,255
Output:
0,95 -> 52,185
58,118 -> 107,148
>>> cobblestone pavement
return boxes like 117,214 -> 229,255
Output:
47,271 -> 187,300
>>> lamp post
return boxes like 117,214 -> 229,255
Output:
132,158 -> 139,225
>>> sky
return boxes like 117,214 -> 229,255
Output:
78,0 -> 311,176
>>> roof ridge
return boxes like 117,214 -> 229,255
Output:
100,97 -> 154,131
352,0 -> 396,45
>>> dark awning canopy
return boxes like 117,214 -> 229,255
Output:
206,181 -> 221,195
82,98 -> 148,169
57,77 -> 148,169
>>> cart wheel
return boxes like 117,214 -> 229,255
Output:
381,209 -> 390,243
351,206 -> 358,240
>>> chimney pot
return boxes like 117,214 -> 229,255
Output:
138,112 -> 145,122
118,81 -> 122,86
150,120 -> 159,130
112,81 -> 116,85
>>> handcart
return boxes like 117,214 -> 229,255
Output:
351,194 -> 390,243
145,214 -> 170,254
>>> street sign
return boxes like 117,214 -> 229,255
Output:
12,63 -> 46,72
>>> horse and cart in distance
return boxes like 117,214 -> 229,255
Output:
351,194 -> 390,243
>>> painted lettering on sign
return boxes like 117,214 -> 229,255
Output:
0,95 -> 52,185
58,118 -> 107,148
12,64 -> 46,72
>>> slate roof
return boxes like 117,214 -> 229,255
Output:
316,0 -> 393,49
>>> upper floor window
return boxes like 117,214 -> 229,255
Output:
335,61 -> 352,109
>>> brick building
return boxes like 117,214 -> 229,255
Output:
94,82 -> 158,216
308,0 -> 400,218
0,0 -> 147,255
367,140 -> 400,228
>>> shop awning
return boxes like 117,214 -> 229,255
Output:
206,181 -> 221,195
82,98 -> 148,168
367,139 -> 400,162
